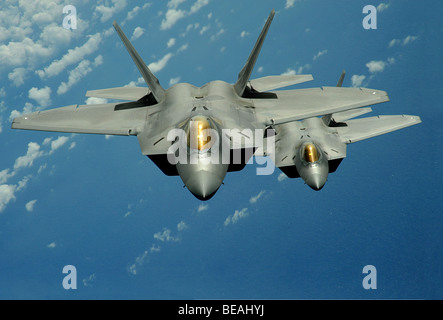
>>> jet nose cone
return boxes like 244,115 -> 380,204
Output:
305,174 -> 327,191
187,171 -> 223,201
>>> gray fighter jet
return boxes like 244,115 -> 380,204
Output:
12,10 -> 421,200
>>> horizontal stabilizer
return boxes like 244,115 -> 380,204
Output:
249,75 -> 313,92
332,107 -> 373,122
86,86 -> 149,101
339,115 -> 422,144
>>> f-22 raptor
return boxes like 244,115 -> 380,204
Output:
12,10 -> 421,200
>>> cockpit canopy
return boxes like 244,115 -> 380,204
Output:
186,116 -> 215,151
301,143 -> 320,163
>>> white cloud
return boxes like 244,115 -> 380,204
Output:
351,74 -> 366,87
125,4 -> 151,22
167,38 -> 176,48
16,175 -> 32,192
36,33 -> 103,79
389,39 -> 400,48
82,273 -> 96,287
161,0 -> 210,30
389,35 -> 418,47
49,136 -> 69,154
9,102 -> 38,122
0,0 -> 89,77
94,0 -> 127,22
85,97 -> 108,105
249,190 -> 266,204
281,68 -> 296,76
125,77 -> 144,87
68,142 -> 76,150
0,37 -> 53,69
402,35 -> 418,46
125,6 -> 141,21
200,25 -> 210,35
168,0 -> 186,9
313,49 -> 328,61
197,203 -> 208,212
28,86 -> 51,107
240,31 -> 250,38
154,228 -> 179,242
161,9 -> 186,30
366,60 -> 386,73
148,53 -> 173,73
377,3 -> 390,12
0,135 -> 72,213
0,169 -> 15,185
169,77 -> 181,86
47,242 -> 56,249
127,250 -> 149,275
285,0 -> 298,9
177,43 -> 188,53
57,55 -> 103,95
210,28 -> 225,42
366,58 -> 394,74
0,184 -> 16,213
177,221 -> 187,231
189,0 -> 209,14
14,142 -> 44,171
25,199 -> 37,212
131,27 -> 145,41
281,64 -> 310,76
224,208 -> 248,226
8,68 -> 27,87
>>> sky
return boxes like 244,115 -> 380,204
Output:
0,0 -> 442,299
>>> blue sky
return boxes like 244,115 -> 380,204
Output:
0,0 -> 441,299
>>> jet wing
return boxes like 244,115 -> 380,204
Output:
86,86 -> 149,101
253,87 -> 390,126
11,103 -> 147,136
338,115 -> 422,144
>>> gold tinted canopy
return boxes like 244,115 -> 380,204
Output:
187,116 -> 213,151
303,143 -> 319,163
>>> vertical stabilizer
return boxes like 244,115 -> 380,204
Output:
323,70 -> 347,126
336,70 -> 346,87
113,21 -> 165,103
233,10 -> 275,97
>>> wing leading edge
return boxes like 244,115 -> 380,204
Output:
339,114 -> 422,144
11,103 -> 147,136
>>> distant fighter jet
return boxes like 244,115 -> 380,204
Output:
12,10 -> 421,200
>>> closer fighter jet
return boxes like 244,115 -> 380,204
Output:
12,10 -> 421,200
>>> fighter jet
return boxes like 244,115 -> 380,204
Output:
11,10 -> 421,200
